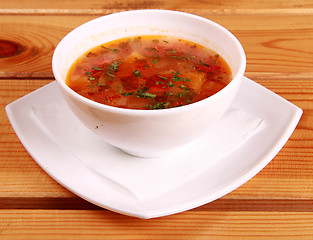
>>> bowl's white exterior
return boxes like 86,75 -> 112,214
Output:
52,10 -> 246,157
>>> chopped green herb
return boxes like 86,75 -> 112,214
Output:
93,67 -> 102,70
183,77 -> 192,82
179,84 -> 191,91
133,70 -> 142,78
85,71 -> 96,81
135,87 -> 156,99
107,72 -> 115,77
109,61 -> 120,71
172,71 -> 183,82
121,92 -> 134,96
158,75 -> 168,80
102,46 -> 119,52
156,81 -> 166,86
140,92 -> 156,98
96,82 -> 106,86
148,101 -> 171,110
177,92 -> 186,98
167,81 -> 175,88
200,60 -> 210,68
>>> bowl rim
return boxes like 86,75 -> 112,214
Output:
52,9 -> 246,116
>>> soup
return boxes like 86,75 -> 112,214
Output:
66,36 -> 232,110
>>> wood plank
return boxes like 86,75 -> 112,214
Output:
1,79 -> 312,203
0,16 -> 91,78
1,210 -> 313,239
1,15 -> 313,79
0,79 -> 74,198
2,8 -> 313,17
1,197 -> 313,212
1,0 -> 313,15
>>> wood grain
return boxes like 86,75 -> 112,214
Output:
1,210 -> 313,240
1,0 -> 313,15
0,79 -> 75,198
1,15 -> 313,79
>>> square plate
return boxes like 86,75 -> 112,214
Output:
6,77 -> 302,219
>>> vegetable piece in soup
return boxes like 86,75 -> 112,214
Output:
66,36 -> 232,110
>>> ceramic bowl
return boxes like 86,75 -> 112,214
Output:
52,10 -> 246,158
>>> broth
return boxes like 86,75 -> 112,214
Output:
66,36 -> 232,110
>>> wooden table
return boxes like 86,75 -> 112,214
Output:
1,0 -> 313,239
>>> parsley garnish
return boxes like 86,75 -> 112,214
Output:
156,80 -> 166,86
121,92 -> 134,96
140,92 -> 156,98
93,67 -> 102,71
183,77 -> 192,82
200,60 -> 210,68
85,71 -> 96,81
109,61 -> 120,71
136,87 -> 156,99
133,70 -> 142,78
177,92 -> 186,98
102,46 -> 119,52
147,101 -> 171,110
107,72 -> 115,78
172,71 -> 183,82
167,81 -> 175,88
158,75 -> 168,80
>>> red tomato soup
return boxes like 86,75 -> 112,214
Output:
66,36 -> 232,110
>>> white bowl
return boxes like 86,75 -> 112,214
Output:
52,10 -> 246,158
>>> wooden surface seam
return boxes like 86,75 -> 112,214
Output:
1,8 -> 313,16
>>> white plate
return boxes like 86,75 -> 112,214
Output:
6,77 -> 302,219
